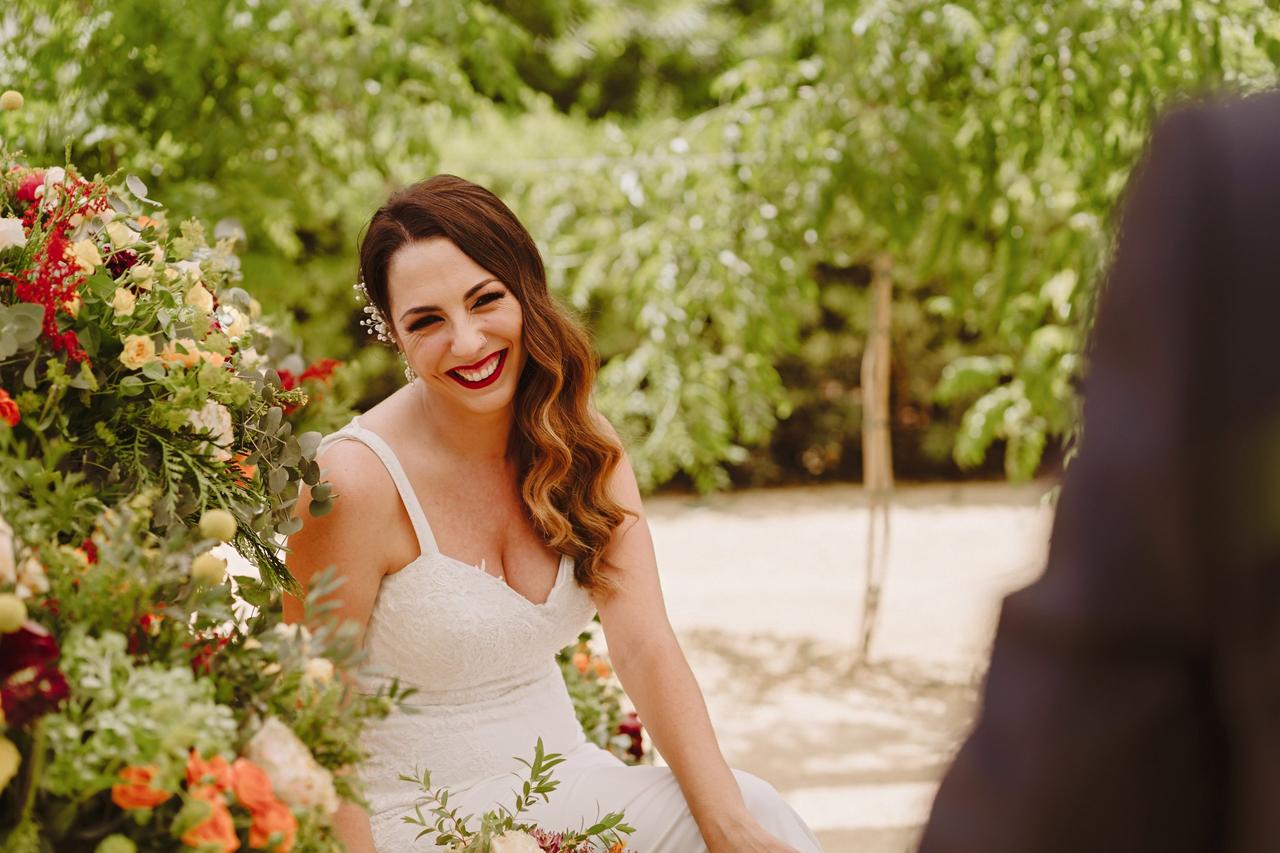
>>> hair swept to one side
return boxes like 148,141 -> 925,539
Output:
357,174 -> 631,597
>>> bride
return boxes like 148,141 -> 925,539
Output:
283,176 -> 822,852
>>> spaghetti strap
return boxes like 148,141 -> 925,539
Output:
317,416 -> 439,556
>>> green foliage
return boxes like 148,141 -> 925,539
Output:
43,631 -> 238,799
9,0 -> 1279,487
400,737 -> 635,851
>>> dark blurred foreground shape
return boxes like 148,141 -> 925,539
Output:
917,88 -> 1280,853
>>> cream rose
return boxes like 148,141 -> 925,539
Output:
0,737 -> 20,794
221,306 -> 249,339
63,295 -> 81,318
68,239 -> 102,273
301,657 -> 334,687
185,282 -> 215,313
491,831 -> 543,853
0,218 -> 26,251
187,400 -> 234,462
118,335 -> 156,369
105,220 -> 138,250
0,515 -> 14,587
243,717 -> 339,815
15,556 -> 48,600
111,287 -> 136,317
130,263 -> 154,290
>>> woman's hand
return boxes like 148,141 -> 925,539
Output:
704,812 -> 801,853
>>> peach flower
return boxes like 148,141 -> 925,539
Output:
187,750 -> 233,792
232,758 -> 276,813
249,799 -> 297,852
111,765 -> 173,810
181,784 -> 240,852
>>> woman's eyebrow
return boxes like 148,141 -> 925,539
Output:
400,277 -> 499,322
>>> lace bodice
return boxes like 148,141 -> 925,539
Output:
313,416 -> 597,814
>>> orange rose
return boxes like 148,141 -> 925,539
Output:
232,758 -> 275,813
229,453 -> 258,488
0,389 -> 19,427
187,750 -> 234,792
159,338 -> 202,368
572,651 -> 589,674
111,765 -> 173,810
181,785 -> 240,852
249,800 -> 297,852
592,657 -> 612,679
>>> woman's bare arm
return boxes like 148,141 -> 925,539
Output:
283,440 -> 396,852
590,420 -> 795,851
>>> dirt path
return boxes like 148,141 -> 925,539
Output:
643,481 -> 1054,852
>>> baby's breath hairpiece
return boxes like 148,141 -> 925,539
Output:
353,276 -> 393,344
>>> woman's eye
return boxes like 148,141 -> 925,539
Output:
408,316 -> 440,331
475,292 -> 504,307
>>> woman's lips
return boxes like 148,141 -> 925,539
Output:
446,349 -> 507,389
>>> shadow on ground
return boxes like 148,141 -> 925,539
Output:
680,628 -> 986,852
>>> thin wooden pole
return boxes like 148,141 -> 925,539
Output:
855,253 -> 894,668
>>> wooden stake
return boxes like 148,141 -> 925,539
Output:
855,253 -> 894,668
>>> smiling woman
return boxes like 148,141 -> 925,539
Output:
283,175 -> 821,852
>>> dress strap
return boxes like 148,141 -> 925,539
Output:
317,416 -> 439,556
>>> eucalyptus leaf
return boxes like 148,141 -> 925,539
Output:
262,406 -> 282,435
275,516 -> 303,536
297,431 -> 323,458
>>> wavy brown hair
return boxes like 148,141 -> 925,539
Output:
358,175 -> 629,597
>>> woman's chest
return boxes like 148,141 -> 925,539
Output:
407,473 -> 559,584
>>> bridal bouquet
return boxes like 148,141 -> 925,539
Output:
400,739 -> 634,853
0,151 -> 406,850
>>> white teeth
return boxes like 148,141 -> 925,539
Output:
455,352 -> 500,382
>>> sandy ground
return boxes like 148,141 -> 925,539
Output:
643,481 -> 1055,853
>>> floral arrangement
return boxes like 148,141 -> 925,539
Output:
0,149 -> 405,850
400,739 -> 635,853
0,155 -> 349,587
556,632 -> 648,767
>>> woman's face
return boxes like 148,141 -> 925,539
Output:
386,237 -> 526,417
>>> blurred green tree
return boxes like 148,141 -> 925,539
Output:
6,0 -> 1278,489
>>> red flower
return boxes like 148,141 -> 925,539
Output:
0,389 -> 19,427
187,634 -> 231,676
299,358 -> 340,384
276,370 -> 297,392
15,171 -> 43,203
80,536 -> 98,564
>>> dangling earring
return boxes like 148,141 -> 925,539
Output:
399,351 -> 416,383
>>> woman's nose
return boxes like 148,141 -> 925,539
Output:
450,317 -> 488,358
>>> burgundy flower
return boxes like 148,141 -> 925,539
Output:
0,622 -> 59,677
617,711 -> 645,761
106,248 -> 138,279
80,537 -> 98,564
0,622 -> 69,727
529,828 -> 567,852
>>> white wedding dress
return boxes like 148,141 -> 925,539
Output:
317,416 -> 822,851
